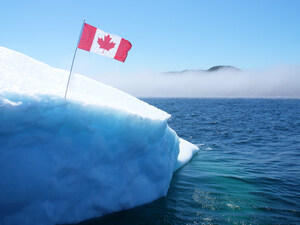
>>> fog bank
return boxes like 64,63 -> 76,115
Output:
93,65 -> 300,98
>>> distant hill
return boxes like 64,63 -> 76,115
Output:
207,65 -> 241,72
166,65 -> 241,74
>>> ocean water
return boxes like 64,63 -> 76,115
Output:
77,99 -> 300,225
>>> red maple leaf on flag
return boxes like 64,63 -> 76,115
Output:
97,35 -> 116,52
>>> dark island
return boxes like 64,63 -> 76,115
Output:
165,65 -> 241,74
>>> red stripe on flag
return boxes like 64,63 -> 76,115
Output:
114,38 -> 132,62
78,23 -> 97,51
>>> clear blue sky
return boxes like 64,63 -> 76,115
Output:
0,0 -> 299,77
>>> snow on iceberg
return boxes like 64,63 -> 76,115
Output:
0,47 -> 199,225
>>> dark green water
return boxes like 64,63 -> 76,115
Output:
78,99 -> 300,224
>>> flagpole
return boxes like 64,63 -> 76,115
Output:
64,19 -> 85,99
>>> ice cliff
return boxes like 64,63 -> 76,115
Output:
0,47 -> 198,225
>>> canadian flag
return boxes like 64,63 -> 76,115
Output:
78,23 -> 132,62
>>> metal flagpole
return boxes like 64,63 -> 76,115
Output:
64,19 -> 85,99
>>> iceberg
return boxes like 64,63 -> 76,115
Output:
0,47 -> 198,225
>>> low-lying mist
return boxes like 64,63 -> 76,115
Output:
92,65 -> 300,98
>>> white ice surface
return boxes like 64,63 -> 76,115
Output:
0,47 -> 169,121
175,138 -> 199,171
0,47 -> 199,225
